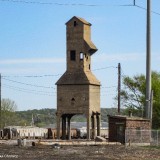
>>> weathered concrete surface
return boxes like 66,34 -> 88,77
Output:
95,136 -> 106,142
38,140 -> 121,146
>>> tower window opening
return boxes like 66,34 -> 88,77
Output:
74,21 -> 77,27
70,50 -> 76,61
80,52 -> 84,60
71,98 -> 75,105
71,98 -> 75,101
86,56 -> 88,61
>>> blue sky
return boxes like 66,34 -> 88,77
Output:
0,0 -> 160,111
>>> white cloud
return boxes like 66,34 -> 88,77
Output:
0,57 -> 66,75
93,52 -> 146,62
0,58 -> 65,65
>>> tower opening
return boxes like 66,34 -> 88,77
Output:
80,52 -> 84,60
70,50 -> 76,61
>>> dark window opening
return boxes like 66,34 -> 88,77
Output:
74,21 -> 77,27
70,50 -> 76,61
71,98 -> 75,105
80,52 -> 84,60
86,56 -> 88,61
71,98 -> 75,101
89,64 -> 90,70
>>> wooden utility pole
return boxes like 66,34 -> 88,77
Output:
133,0 -> 136,6
0,74 -> 2,129
118,63 -> 121,114
145,0 -> 151,119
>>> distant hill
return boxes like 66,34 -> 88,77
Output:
16,108 -> 124,127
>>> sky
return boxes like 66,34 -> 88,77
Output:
0,0 -> 160,111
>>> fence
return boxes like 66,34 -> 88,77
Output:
1,127 -> 48,139
125,129 -> 160,146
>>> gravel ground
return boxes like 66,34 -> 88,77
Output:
0,142 -> 160,160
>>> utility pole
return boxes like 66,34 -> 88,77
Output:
145,0 -> 151,119
118,63 -> 121,114
0,74 -> 2,129
150,90 -> 153,126
133,0 -> 136,6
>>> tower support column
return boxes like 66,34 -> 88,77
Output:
56,114 -> 61,139
62,115 -> 66,140
97,113 -> 101,136
67,115 -> 72,140
87,114 -> 91,140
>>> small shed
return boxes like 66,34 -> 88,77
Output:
108,115 -> 151,144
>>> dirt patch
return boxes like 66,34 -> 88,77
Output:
0,143 -> 160,160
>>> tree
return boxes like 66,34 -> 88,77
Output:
1,98 -> 19,128
121,71 -> 160,129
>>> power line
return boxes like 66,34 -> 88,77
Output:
2,73 -> 62,78
2,83 -> 117,96
1,0 -> 160,15
0,0 -> 159,19
2,82 -> 116,92
0,0 -> 133,7
3,85 -> 54,96
2,77 -> 55,89
2,75 -> 118,90
135,4 -> 160,16
92,66 -> 117,71
2,84 -> 55,94
2,66 -> 117,78
102,85 -> 117,89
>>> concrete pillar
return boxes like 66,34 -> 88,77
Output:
91,115 -> 94,139
62,115 -> 66,140
97,114 -> 101,136
91,114 -> 96,139
9,128 -> 12,139
57,114 -> 61,139
0,130 -> 2,139
93,114 -> 97,139
67,115 -> 71,140
0,130 -> 1,139
87,114 -> 91,140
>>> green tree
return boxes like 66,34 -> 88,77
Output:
121,71 -> 160,129
1,98 -> 21,128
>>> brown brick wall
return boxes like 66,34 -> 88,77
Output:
126,119 -> 151,130
108,116 -> 151,143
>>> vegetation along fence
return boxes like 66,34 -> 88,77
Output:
125,129 -> 160,146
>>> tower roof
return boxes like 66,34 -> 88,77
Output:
84,40 -> 98,55
56,71 -> 100,85
66,16 -> 91,26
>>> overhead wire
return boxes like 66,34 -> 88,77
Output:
134,4 -> 160,16
0,0 -> 134,7
3,85 -> 54,96
2,77 -> 55,89
2,83 -> 55,94
1,0 -> 159,16
2,66 -> 117,78
1,65 -> 118,96
2,83 -> 117,96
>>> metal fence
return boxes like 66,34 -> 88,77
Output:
125,129 -> 160,146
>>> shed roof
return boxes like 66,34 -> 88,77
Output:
108,115 -> 150,121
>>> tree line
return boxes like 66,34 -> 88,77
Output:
0,99 -> 118,128
1,71 -> 160,129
